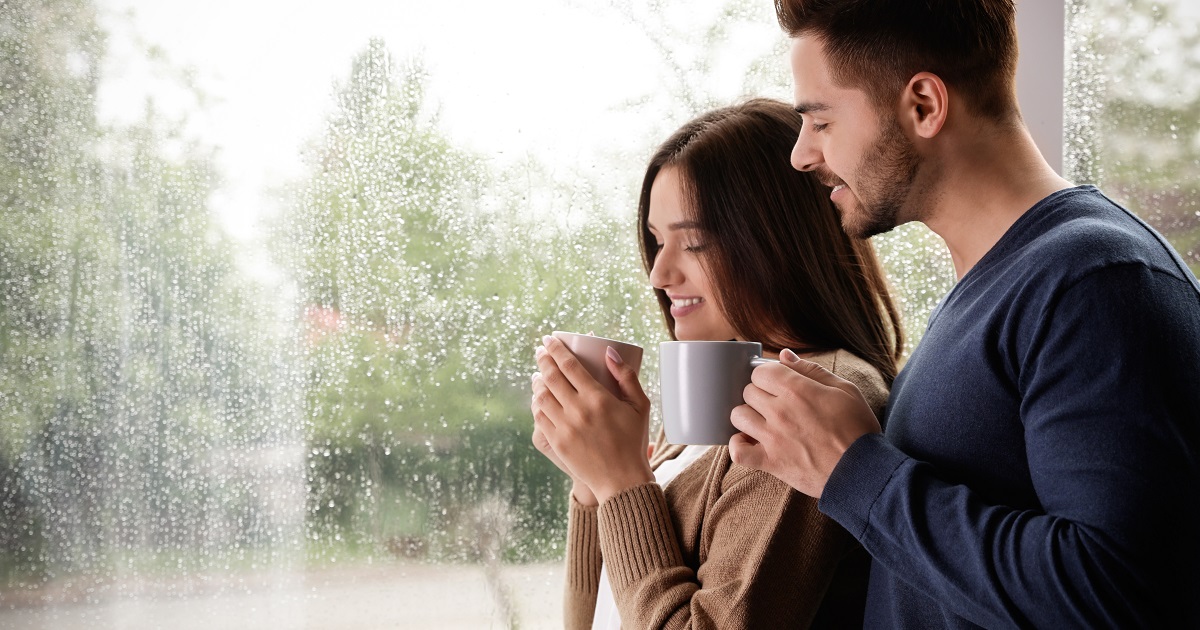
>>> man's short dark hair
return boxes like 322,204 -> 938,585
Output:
776,0 -> 1019,120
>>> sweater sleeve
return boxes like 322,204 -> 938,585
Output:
564,494 -> 603,630
820,264 -> 1200,627
597,468 -> 858,629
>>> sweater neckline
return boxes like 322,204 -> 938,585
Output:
928,185 -> 1098,327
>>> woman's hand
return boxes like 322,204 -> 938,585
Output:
531,374 -> 598,506
533,335 -> 654,504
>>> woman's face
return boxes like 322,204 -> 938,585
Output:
646,167 -> 740,342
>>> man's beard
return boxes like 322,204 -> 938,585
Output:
826,116 -> 922,240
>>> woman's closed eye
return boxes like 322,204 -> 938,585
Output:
654,239 -> 706,253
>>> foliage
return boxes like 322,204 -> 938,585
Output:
0,0 -> 294,584
279,39 -> 664,563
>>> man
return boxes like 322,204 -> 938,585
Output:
728,0 -> 1200,627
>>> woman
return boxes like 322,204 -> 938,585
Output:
531,98 -> 904,629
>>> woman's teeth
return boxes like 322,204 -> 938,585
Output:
832,184 -> 846,193
673,298 -> 703,307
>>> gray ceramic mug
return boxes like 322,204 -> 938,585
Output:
660,341 -> 777,445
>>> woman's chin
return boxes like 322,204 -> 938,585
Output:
674,327 -> 738,342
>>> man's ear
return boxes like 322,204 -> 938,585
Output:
901,72 -> 949,139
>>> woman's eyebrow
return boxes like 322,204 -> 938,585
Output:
667,220 -> 702,231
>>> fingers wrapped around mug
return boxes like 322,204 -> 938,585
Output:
728,403 -> 769,470
533,335 -> 654,504
531,371 -> 601,505
729,354 -> 881,498
531,373 -> 567,463
530,369 -> 565,423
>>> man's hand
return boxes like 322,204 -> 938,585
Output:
728,349 -> 880,497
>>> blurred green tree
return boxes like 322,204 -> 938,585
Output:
1,0 -> 290,585
279,37 -> 665,562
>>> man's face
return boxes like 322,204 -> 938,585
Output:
788,36 -> 920,239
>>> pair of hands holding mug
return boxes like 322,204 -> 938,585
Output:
531,335 -> 654,506
531,335 -> 881,502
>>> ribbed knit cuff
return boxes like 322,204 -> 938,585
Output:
566,494 -> 602,593
596,482 -> 683,591
819,433 -> 908,539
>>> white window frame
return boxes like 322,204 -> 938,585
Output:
1015,0 -> 1067,174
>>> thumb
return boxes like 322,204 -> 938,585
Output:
728,432 -> 766,470
606,346 -> 646,404
780,349 -> 855,393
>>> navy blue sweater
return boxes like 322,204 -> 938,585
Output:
820,187 -> 1200,628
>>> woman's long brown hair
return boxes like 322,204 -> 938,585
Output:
637,98 -> 904,382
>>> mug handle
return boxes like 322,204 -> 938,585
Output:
750,357 -> 778,368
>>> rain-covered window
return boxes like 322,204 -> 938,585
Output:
1,0 -> 1196,627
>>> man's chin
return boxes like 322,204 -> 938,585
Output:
838,205 -> 896,240
833,201 -> 865,238
841,221 -> 870,240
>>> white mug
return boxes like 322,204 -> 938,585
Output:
551,331 -> 644,396
660,341 -> 776,445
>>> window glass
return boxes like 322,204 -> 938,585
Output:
0,0 -> 1194,627
1066,0 -> 1200,276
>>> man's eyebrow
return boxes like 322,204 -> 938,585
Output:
794,102 -> 830,115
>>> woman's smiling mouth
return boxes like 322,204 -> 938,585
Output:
670,296 -> 705,317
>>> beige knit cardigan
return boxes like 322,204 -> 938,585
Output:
562,349 -> 889,629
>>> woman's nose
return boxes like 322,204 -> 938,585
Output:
648,249 -> 677,289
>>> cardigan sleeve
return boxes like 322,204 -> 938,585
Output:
596,469 -> 858,629
563,494 -> 603,630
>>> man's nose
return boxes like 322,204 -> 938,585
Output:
791,133 -> 821,172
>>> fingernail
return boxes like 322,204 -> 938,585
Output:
531,372 -> 540,382
606,346 -> 623,364
781,348 -> 800,362
542,335 -> 553,347
535,345 -> 546,358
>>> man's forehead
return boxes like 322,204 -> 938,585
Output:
789,36 -> 829,71
788,36 -> 832,95
789,36 -> 867,109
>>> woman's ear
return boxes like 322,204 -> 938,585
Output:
902,72 -> 949,139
